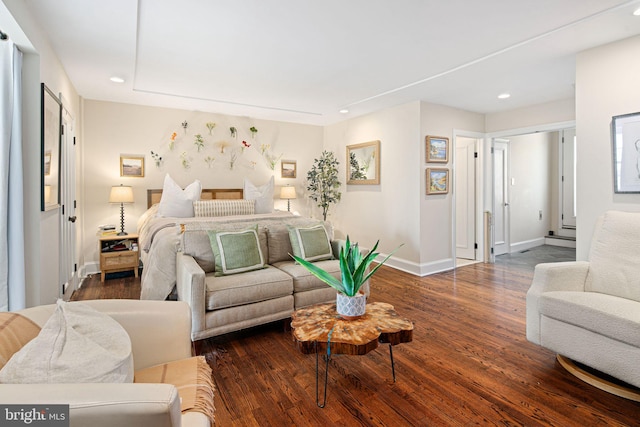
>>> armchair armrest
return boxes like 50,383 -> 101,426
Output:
0,383 -> 182,427
18,300 -> 192,370
176,253 -> 207,341
526,261 -> 589,344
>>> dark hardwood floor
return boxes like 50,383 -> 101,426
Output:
73,251 -> 640,426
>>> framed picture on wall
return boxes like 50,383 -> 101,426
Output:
281,160 -> 297,178
120,155 -> 145,177
426,135 -> 449,163
41,83 -> 62,211
612,111 -> 640,193
426,168 -> 449,195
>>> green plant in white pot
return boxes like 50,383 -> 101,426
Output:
292,236 -> 401,319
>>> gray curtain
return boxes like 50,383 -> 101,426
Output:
0,41 -> 25,311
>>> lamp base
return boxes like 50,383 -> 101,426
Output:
117,232 -> 128,236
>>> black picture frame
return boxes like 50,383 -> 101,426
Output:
612,112 -> 640,194
41,83 -> 62,211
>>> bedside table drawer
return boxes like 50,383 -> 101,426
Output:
102,251 -> 138,267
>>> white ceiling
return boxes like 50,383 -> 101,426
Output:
21,0 -> 640,125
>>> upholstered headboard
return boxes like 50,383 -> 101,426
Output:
146,188 -> 244,208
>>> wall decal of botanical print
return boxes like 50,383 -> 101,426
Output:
180,152 -> 191,169
194,134 -> 204,151
206,122 -> 216,135
169,131 -> 178,150
204,156 -> 216,168
259,143 -> 282,170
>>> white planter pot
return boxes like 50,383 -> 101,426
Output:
336,292 -> 366,320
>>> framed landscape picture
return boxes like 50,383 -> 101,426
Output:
281,160 -> 297,178
120,155 -> 145,177
612,111 -> 640,193
426,135 -> 449,163
426,168 -> 449,195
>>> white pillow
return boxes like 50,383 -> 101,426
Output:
0,300 -> 134,384
244,176 -> 274,214
157,174 -> 202,218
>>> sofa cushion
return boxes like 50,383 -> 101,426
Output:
539,291 -> 640,347
266,219 -> 334,264
273,259 -> 341,293
288,224 -> 333,262
183,225 -> 268,274
157,174 -> 202,218
0,300 -> 134,384
0,313 -> 41,370
194,199 -> 255,217
208,226 -> 266,276
205,265 -> 293,311
586,211 -> 640,302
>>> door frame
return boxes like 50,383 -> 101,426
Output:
486,120 -> 576,261
452,130 -> 485,265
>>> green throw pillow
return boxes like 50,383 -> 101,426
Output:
288,224 -> 333,262
207,226 -> 265,276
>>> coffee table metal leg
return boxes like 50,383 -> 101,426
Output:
315,341 -> 330,408
389,344 -> 396,382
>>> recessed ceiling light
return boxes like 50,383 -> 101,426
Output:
110,76 -> 125,83
634,7 -> 640,16
339,109 -> 349,114
497,93 -> 511,99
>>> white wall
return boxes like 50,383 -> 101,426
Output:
81,100 -> 324,270
576,34 -> 640,260
507,132 -> 555,251
2,0 -> 80,307
420,103 -> 485,273
324,102 -> 422,271
485,98 -> 575,134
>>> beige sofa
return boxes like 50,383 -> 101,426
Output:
526,211 -> 640,389
176,217 -> 369,341
0,300 -> 211,427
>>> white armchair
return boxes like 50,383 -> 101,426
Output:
526,211 -> 640,390
0,299 -> 210,427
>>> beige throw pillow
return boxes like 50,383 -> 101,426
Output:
0,300 -> 134,384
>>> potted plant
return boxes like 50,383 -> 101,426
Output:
306,151 -> 341,221
292,236 -> 401,319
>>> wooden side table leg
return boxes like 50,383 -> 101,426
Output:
389,344 -> 396,383
101,271 -> 105,282
315,341 -> 330,408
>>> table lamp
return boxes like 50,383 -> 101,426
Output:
280,185 -> 297,212
109,184 -> 134,235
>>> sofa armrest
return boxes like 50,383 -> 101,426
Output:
0,383 -> 182,427
176,253 -> 207,342
18,300 -> 192,370
525,261 -> 590,344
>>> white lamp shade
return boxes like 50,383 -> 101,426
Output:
109,185 -> 134,204
280,186 -> 297,200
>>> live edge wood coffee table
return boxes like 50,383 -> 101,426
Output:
291,302 -> 413,407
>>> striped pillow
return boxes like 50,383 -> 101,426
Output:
193,199 -> 255,217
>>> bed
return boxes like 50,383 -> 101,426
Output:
137,187 -> 294,300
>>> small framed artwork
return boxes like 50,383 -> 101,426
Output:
281,160 -> 297,178
612,112 -> 640,193
426,135 -> 449,163
426,168 -> 449,195
120,155 -> 145,177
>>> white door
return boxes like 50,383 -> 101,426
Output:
455,137 -> 476,260
561,128 -> 577,229
60,105 -> 78,299
493,140 -> 510,256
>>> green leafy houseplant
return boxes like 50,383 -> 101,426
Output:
306,151 -> 341,221
291,236 -> 401,297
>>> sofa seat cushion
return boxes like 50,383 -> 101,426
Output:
539,291 -> 640,347
273,259 -> 341,293
205,265 -> 293,311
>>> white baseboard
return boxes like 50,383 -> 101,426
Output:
544,237 -> 577,248
510,237 -> 545,253
377,255 -> 455,277
81,261 -> 100,278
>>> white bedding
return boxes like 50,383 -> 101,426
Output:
137,208 -> 295,300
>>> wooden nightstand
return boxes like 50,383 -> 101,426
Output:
99,234 -> 140,282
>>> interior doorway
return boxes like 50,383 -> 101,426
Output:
493,139 -> 510,256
